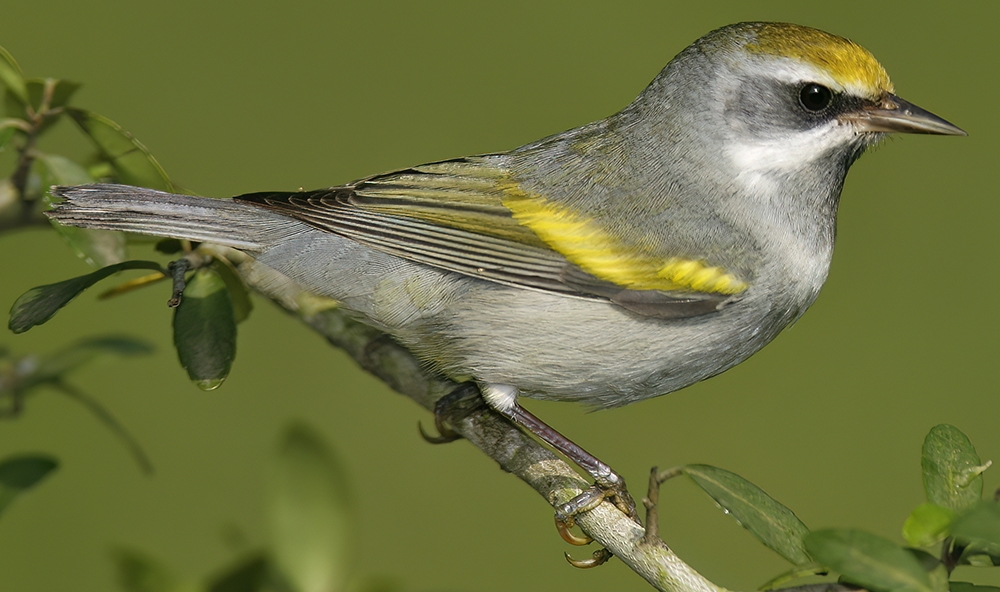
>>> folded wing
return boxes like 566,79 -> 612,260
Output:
236,157 -> 740,319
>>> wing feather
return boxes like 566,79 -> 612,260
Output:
234,157 -> 734,318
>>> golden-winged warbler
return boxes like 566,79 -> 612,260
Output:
48,22 -> 964,502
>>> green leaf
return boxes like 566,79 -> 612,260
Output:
682,464 -> 811,565
953,503 -> 1000,565
907,548 -> 948,592
957,539 -> 1000,567
212,259 -> 253,324
111,547 -> 178,592
804,528 -> 937,592
8,260 -> 166,333
922,425 -> 987,512
24,78 -> 80,111
0,44 -> 28,105
173,268 -> 236,390
902,503 -> 955,547
270,423 -> 352,592
0,455 -> 58,516
952,502 -> 1000,548
39,153 -> 127,267
18,79 -> 81,135
66,107 -> 174,191
38,152 -> 91,186
951,584 -> 1000,592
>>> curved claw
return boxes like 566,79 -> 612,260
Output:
564,548 -> 613,569
418,420 -> 461,444
555,516 -> 593,546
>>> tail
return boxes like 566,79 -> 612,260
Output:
48,184 -> 296,251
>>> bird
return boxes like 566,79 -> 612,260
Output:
47,22 -> 964,513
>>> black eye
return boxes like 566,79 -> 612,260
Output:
799,83 -> 833,112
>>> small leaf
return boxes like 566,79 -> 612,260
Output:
683,464 -> 811,565
902,503 -> 955,548
922,425 -> 986,512
21,79 -> 80,135
952,502 -> 1000,547
957,537 -> 1000,566
24,78 -> 80,111
8,260 -> 166,333
39,153 -> 127,267
66,107 -> 174,191
0,44 -> 28,105
111,547 -> 177,592
907,548 -> 948,592
173,267 -> 236,390
212,259 -> 253,323
270,423 -> 352,592
0,455 -> 58,516
804,528 -> 937,592
87,160 -> 115,181
38,152 -> 91,186
951,584 -> 1000,592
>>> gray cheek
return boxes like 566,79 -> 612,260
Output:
723,81 -> 812,138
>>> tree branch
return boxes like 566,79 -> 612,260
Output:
228,254 -> 873,592
229,252 -> 732,592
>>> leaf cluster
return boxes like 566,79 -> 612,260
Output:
671,424 -> 997,592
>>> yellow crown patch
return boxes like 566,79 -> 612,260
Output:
748,23 -> 893,97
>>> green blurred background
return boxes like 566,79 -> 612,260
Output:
1,1 -> 997,591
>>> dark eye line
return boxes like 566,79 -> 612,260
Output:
799,83 -> 833,112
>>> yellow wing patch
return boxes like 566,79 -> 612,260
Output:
354,158 -> 747,295
748,23 -> 893,97
500,186 -> 747,295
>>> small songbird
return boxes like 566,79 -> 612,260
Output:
47,22 -> 964,502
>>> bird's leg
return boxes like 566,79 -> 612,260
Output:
426,383 -> 638,533
496,401 -> 639,523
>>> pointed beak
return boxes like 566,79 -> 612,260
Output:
841,93 -> 966,136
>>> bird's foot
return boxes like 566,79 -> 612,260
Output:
500,401 -> 639,522
418,383 -> 484,444
556,478 -> 637,524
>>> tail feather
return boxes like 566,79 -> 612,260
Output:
48,184 -> 297,251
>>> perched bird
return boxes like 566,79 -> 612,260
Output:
48,22 -> 964,506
